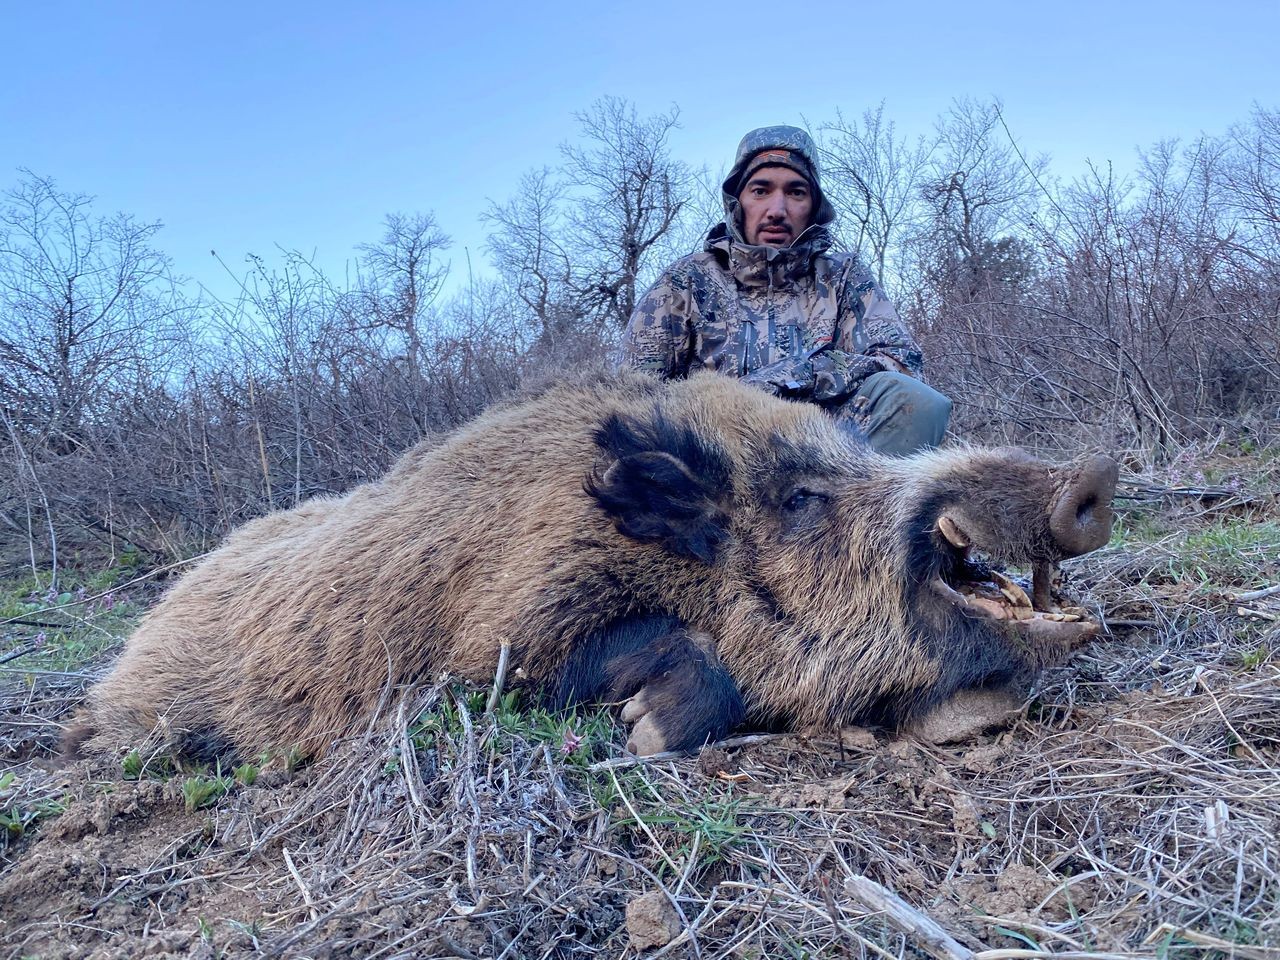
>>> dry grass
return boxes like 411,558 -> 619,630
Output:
0,464 -> 1276,959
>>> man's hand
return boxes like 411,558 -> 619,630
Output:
741,357 -> 816,396
873,353 -> 912,375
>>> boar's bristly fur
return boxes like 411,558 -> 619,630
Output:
67,370 -> 1115,763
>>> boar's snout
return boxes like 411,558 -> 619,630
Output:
1049,454 -> 1119,558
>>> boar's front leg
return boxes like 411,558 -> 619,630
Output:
608,627 -> 745,755
546,614 -> 744,756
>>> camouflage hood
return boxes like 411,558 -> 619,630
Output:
720,125 -> 837,245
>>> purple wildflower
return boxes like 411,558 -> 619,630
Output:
560,728 -> 584,756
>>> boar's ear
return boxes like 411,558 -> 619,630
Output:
587,411 -> 730,564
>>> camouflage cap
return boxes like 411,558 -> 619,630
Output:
722,125 -> 836,231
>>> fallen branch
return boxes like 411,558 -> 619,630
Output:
1237,606 -> 1279,622
843,874 -> 975,960
1233,583 -> 1280,603
0,641 -> 46,666
842,877 -> 1139,960
1115,480 -> 1250,503
282,846 -> 319,922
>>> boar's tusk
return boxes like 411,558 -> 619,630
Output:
1050,455 -> 1120,558
930,577 -> 1008,620
936,514 -> 970,549
990,570 -> 1032,610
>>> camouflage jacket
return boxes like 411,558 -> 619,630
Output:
617,223 -> 923,406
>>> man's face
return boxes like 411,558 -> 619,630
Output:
739,167 -> 814,246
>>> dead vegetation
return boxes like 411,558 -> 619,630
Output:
0,459 -> 1276,959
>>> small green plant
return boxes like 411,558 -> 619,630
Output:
283,745 -> 308,775
182,773 -> 232,812
121,749 -> 144,780
1241,645 -> 1271,670
232,762 -> 259,787
0,808 -> 25,838
1106,507 -> 1172,548
382,749 -> 402,777
0,795 -> 67,840
991,924 -> 1041,949
0,567 -> 144,675
1172,520 -> 1280,586
197,915 -> 215,945
618,790 -> 750,870
120,747 -> 175,781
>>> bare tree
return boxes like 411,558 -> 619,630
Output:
561,97 -> 694,328
820,104 -> 937,288
354,213 -> 451,381
914,98 -> 1047,302
0,172 -> 188,454
1223,105 -> 1280,262
482,168 -> 580,342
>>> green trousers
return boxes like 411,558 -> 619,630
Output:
842,372 -> 952,456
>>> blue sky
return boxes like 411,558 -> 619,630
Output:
3,1 -> 1276,303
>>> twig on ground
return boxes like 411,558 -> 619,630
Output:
1233,584 -> 1280,603
485,640 -> 512,715
0,642 -> 46,667
1237,606 -> 1279,621
843,874 -> 976,960
281,846 -> 319,922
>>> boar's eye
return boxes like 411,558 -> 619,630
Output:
782,487 -> 830,514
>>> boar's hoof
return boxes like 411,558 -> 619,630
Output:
610,629 -> 747,756
621,690 -> 669,756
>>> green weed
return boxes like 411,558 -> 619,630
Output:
121,749 -> 144,780
282,745 -> 308,775
120,748 -> 176,781
1110,516 -> 1280,589
991,924 -> 1041,950
197,915 -> 216,945
617,789 -> 749,869
494,700 -> 617,767
0,773 -> 67,840
0,566 -> 144,673
1107,507 -> 1174,547
182,772 -> 233,812
1241,645 -> 1271,670
411,683 -> 621,768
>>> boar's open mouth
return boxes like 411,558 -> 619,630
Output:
928,533 -> 1101,650
921,454 -> 1118,651
929,553 -> 1074,621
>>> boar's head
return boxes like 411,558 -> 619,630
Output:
586,374 -> 1119,739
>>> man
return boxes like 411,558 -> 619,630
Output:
618,125 -> 950,455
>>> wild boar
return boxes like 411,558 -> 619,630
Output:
65,370 -> 1117,762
